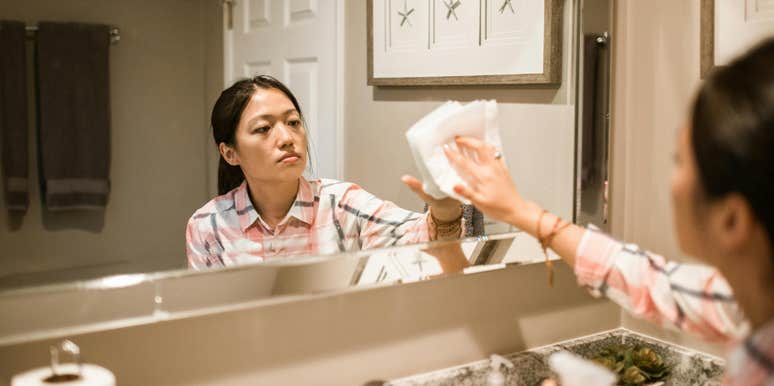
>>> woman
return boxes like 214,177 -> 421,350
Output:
444,39 -> 774,385
187,75 -> 463,269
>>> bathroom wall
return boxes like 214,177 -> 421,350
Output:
608,0 -> 725,357
0,0 -> 223,287
343,0 -> 576,217
344,0 -> 578,260
0,264 -> 619,385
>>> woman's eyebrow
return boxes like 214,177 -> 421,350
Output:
246,109 -> 298,126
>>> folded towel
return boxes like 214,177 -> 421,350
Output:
0,21 -> 29,211
406,100 -> 503,204
36,22 -> 111,210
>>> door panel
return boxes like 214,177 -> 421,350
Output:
225,0 -> 338,178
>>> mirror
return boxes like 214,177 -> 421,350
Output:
0,0 -> 601,341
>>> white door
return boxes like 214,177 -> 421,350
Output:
224,0 -> 341,179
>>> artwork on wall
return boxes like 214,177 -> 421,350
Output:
367,0 -> 563,86
701,0 -> 774,78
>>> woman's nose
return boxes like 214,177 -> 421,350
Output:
276,123 -> 295,146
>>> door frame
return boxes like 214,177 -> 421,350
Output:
217,0 -> 345,193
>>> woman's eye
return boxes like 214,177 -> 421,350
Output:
288,120 -> 301,127
253,126 -> 270,134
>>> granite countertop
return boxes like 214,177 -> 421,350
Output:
387,328 -> 724,386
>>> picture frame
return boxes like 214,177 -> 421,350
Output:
700,0 -> 715,78
367,0 -> 564,86
700,0 -> 774,78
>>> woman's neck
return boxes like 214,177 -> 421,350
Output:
719,235 -> 774,331
245,177 -> 300,229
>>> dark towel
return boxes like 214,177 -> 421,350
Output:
0,21 -> 29,211
36,22 -> 111,210
581,34 -> 601,186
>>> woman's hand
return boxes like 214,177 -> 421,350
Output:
401,175 -> 462,222
443,136 -> 527,227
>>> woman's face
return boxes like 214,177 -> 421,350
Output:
224,87 -> 307,184
670,124 -> 716,264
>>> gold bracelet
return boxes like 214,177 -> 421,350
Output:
430,208 -> 463,239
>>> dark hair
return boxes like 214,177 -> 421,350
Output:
211,75 -> 307,195
691,38 -> 774,248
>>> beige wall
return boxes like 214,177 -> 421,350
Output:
343,0 -> 576,217
0,264 -> 618,386
344,0 -> 579,261
608,0 -> 701,259
609,0 -> 724,357
0,1 -> 223,287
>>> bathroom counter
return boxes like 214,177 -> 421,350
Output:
387,328 -> 724,386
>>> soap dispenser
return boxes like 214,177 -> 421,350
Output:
486,354 -> 515,386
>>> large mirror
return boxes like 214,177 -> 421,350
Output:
0,0 -> 608,342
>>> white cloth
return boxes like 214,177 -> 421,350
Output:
406,100 -> 503,204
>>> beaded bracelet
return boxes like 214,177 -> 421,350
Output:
536,210 -> 571,287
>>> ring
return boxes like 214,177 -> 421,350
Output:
493,151 -> 503,160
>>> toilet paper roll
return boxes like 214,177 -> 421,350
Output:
12,363 -> 115,386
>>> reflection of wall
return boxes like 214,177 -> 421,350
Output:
0,0 -> 223,287
609,0 -> 724,356
346,0 -> 576,262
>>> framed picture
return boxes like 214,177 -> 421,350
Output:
701,0 -> 774,78
367,0 -> 563,86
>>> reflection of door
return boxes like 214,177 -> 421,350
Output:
224,0 -> 341,179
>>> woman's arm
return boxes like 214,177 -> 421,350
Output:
445,136 -> 748,342
336,183 -> 462,249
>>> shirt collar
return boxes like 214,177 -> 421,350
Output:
234,178 -> 318,232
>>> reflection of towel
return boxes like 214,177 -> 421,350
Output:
36,22 -> 111,210
581,35 -> 600,186
406,100 -> 503,205
0,21 -> 29,211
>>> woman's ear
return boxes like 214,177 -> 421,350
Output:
713,193 -> 755,253
219,142 -> 240,166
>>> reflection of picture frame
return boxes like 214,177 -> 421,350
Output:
701,0 -> 774,78
700,0 -> 715,78
367,0 -> 563,86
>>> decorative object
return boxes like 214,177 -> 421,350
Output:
701,0 -> 774,78
592,345 -> 671,386
367,0 -> 563,86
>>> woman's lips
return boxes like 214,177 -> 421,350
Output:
279,154 -> 301,164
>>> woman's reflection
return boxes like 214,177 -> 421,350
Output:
186,76 -> 463,269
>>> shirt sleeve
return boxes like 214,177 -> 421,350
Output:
575,227 -> 749,343
337,184 -> 437,249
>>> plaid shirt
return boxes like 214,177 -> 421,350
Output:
186,178 -> 435,269
575,227 -> 773,386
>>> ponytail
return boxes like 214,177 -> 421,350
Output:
217,157 -> 245,195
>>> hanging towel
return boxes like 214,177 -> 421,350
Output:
0,21 -> 29,211
581,34 -> 601,186
36,22 -> 111,210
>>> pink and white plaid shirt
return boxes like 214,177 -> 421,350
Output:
575,227 -> 773,386
186,178 -> 434,269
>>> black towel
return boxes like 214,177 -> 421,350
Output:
581,34 -> 601,187
0,21 -> 29,211
36,22 -> 111,210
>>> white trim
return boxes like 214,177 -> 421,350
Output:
223,2 -> 234,87
335,0 -> 346,180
